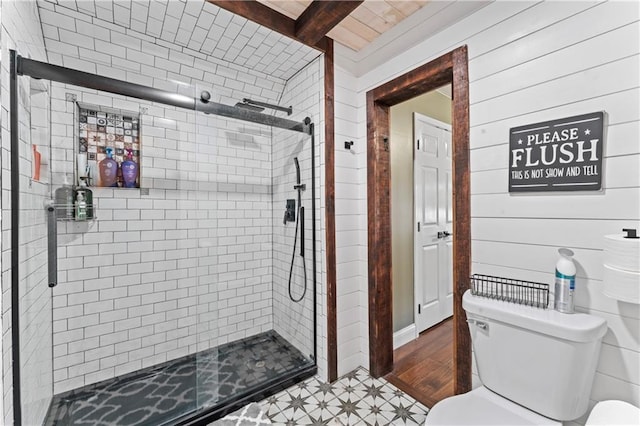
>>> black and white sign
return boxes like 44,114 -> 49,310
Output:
509,112 -> 604,192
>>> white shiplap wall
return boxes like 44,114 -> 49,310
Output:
334,0 -> 640,420
334,65 -> 369,375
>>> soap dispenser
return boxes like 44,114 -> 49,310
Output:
77,177 -> 93,219
75,191 -> 87,221
99,147 -> 118,187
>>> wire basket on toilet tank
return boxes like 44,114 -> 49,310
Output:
470,274 -> 550,309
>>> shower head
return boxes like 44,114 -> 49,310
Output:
294,157 -> 301,185
235,101 -> 265,112
240,98 -> 293,115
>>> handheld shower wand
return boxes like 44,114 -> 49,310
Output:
294,157 -> 301,184
293,157 -> 306,192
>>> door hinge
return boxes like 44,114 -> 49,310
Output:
418,304 -> 421,314
417,222 -> 420,232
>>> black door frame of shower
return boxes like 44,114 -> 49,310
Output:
9,49 -> 319,425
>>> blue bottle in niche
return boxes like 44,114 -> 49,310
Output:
99,147 -> 118,187
121,148 -> 138,188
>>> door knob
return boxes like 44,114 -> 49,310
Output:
437,231 -> 451,239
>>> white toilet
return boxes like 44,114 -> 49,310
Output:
425,290 -> 608,425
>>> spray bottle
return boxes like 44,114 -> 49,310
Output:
554,248 -> 576,314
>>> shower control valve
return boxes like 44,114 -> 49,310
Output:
284,199 -> 296,224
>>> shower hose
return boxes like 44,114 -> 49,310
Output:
288,204 -> 307,303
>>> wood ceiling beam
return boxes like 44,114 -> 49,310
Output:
295,0 -> 363,46
206,0 -> 330,52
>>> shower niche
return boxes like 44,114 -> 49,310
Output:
77,103 -> 141,189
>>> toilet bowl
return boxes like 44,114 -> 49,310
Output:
425,386 -> 559,425
585,400 -> 640,425
425,290 -> 607,425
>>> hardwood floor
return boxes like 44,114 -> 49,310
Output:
384,318 -> 454,409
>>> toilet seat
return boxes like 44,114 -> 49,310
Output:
424,386 -> 561,425
586,400 -> 640,425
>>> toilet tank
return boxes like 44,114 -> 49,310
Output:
463,290 -> 607,421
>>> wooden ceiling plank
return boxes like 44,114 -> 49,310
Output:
350,6 -> 392,34
387,0 -> 423,17
334,15 -> 379,42
295,0 -> 364,45
327,24 -> 370,51
361,0 -> 404,26
207,0 -> 329,52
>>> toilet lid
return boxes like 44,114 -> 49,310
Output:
425,387 -> 561,426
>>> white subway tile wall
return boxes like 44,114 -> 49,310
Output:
272,57 -> 323,366
37,0 -> 319,82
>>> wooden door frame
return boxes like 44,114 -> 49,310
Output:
366,45 -> 472,394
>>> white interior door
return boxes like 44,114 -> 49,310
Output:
414,112 -> 453,334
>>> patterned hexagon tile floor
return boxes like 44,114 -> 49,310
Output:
262,367 -> 429,425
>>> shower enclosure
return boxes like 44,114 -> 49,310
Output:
9,50 -> 319,425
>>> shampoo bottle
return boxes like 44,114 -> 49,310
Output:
121,148 -> 138,188
99,147 -> 118,187
554,248 -> 576,313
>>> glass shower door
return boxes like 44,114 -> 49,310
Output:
16,74 -> 55,426
14,73 -> 223,425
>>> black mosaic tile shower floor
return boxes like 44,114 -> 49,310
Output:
44,330 -> 311,426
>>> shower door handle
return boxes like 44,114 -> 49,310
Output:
45,200 -> 58,288
299,206 -> 305,257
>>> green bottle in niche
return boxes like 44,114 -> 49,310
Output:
75,191 -> 87,221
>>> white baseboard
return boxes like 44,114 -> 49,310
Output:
393,323 -> 417,349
